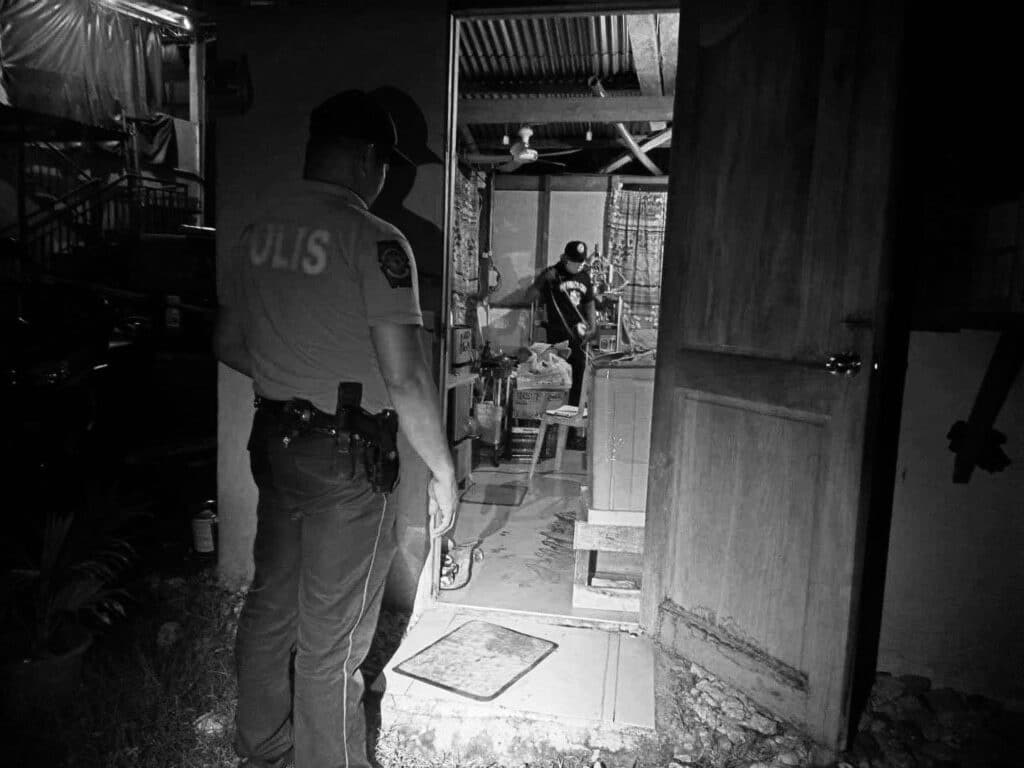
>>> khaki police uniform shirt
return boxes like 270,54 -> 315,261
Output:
226,179 -> 422,414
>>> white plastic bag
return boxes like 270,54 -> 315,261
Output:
473,402 -> 503,444
516,344 -> 573,389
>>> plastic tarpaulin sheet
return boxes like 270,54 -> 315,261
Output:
134,113 -> 176,165
0,0 -> 163,130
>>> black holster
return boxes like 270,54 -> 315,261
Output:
336,382 -> 400,494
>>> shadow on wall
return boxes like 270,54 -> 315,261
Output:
369,86 -> 444,317
364,86 -> 445,610
493,274 -> 534,307
878,330 -> 1024,705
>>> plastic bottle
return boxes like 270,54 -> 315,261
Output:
191,500 -> 218,557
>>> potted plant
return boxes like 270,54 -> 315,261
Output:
0,510 -> 133,716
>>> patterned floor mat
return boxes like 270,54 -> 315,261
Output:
392,620 -> 557,701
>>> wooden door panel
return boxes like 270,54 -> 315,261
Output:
679,1 -> 826,356
645,0 -> 902,749
670,391 -> 822,669
674,348 -> 838,415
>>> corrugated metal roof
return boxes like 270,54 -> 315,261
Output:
459,15 -> 634,89
456,13 -> 674,172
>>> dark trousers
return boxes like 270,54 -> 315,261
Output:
235,408 -> 397,768
546,328 -> 586,406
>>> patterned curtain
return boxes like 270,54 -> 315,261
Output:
603,186 -> 667,329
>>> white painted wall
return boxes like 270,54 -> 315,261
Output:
548,190 -> 606,265
879,330 -> 1024,705
486,185 -> 607,350
489,190 -> 539,307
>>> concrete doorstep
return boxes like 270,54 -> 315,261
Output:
376,605 -> 657,765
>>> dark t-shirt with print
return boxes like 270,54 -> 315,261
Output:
540,261 -> 594,340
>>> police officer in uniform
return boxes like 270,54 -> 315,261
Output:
215,90 -> 457,768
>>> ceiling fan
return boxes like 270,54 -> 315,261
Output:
462,126 -> 581,172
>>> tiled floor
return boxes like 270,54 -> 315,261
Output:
438,452 -> 638,626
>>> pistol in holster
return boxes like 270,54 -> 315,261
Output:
336,382 -> 400,494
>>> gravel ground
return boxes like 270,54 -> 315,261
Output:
10,571 -> 1017,768
649,655 -> 1021,768
837,672 -> 1023,768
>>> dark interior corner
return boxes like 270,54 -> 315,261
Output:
850,1 -> 1024,745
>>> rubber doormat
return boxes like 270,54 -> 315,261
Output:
393,620 -> 557,701
460,482 -> 528,506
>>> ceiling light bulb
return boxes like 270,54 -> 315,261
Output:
585,129 -> 593,142
501,134 -> 510,146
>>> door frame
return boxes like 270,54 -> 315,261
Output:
430,1 -> 680,605
435,14 -> 905,748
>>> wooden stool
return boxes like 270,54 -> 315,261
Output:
526,365 -> 591,488
526,406 -> 586,487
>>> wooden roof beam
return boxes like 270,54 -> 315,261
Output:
600,126 -> 672,173
477,137 -> 650,150
658,13 -> 680,96
458,95 -> 674,125
626,14 -> 667,131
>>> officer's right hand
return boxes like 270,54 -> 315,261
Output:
428,472 -> 458,537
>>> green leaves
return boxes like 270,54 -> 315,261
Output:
3,511 -> 135,659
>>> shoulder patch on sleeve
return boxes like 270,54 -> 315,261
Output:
377,240 -> 413,288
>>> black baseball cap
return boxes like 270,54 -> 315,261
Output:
563,240 -> 589,262
308,90 -> 413,166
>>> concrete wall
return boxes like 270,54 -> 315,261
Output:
214,3 -> 449,603
489,190 -> 539,306
548,190 -> 606,265
879,330 -> 1024,705
487,185 -> 607,349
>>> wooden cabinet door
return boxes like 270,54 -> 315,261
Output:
643,0 -> 903,749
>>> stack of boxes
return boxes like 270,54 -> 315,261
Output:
508,386 -> 568,461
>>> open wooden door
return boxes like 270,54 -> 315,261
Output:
642,0 -> 903,749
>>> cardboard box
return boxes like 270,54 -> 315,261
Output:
597,326 -> 618,353
588,361 -> 655,513
511,388 -> 568,419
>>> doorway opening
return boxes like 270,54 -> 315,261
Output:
438,9 -> 677,626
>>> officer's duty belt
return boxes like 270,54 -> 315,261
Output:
254,396 -> 341,435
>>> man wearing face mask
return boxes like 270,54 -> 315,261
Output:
215,90 -> 457,768
526,240 -> 597,412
